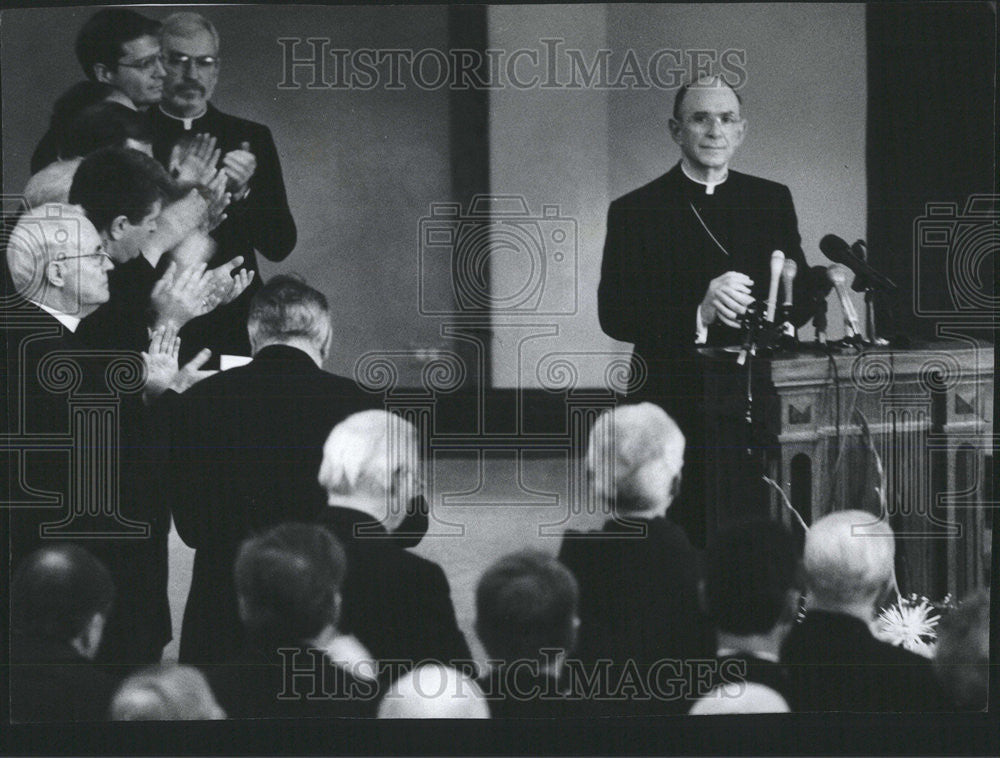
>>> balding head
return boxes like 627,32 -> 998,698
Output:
378,665 -> 490,719
690,682 -> 790,714
804,510 -> 895,612
5,203 -> 111,316
110,664 -> 225,720
587,402 -> 685,516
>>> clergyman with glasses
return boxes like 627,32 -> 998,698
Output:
596,76 -> 812,547
148,11 -> 298,365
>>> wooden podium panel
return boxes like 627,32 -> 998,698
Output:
701,339 -> 993,600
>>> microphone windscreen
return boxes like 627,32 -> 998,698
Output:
819,234 -> 851,263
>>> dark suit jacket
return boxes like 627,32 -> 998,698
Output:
149,104 -> 296,361
317,506 -> 472,681
9,633 -> 118,723
208,644 -> 379,719
781,610 -> 947,711
2,300 -> 171,664
558,515 -> 714,714
163,344 -> 376,664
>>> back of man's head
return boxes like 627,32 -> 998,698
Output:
476,550 -> 579,663
235,522 -> 347,649
587,402 -> 685,515
318,410 -> 420,512
60,102 -> 153,161
11,544 -> 115,647
76,9 -> 161,81
110,664 -> 225,720
68,146 -> 170,235
803,510 -> 895,610
377,665 -> 490,719
5,203 -> 94,300
689,682 -> 789,714
933,588 -> 989,710
705,519 -> 800,636
247,274 -> 331,356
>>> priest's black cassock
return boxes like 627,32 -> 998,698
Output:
598,163 -> 811,545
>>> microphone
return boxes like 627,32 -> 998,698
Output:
827,264 -> 863,338
764,250 -> 785,323
806,265 -> 831,343
780,259 -> 798,338
781,259 -> 797,307
819,234 -> 898,292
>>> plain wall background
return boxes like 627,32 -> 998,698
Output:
3,4 -> 866,389
489,3 -> 867,387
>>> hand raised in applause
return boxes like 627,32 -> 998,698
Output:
142,323 -> 215,401
149,261 -> 216,331
699,271 -> 755,329
169,133 -> 220,185
205,256 -> 255,306
221,141 -> 256,200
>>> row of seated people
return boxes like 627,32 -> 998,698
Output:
10,482 -> 990,720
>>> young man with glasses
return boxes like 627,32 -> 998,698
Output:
149,11 -> 297,365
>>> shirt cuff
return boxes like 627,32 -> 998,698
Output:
695,305 -> 709,344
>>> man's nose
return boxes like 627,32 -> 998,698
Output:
706,117 -> 724,136
152,57 -> 167,78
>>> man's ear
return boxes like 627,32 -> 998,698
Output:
45,259 -> 65,288
733,117 -> 748,148
71,612 -> 106,660
697,577 -> 709,616
777,587 -> 801,627
92,62 -> 115,85
108,215 -> 130,242
331,590 -> 342,627
668,117 -> 682,145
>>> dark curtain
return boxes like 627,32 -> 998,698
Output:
866,2 -> 996,341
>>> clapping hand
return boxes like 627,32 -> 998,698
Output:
169,133 -> 220,185
142,323 -> 215,401
150,261 -> 216,331
205,256 -> 255,306
221,141 -> 257,200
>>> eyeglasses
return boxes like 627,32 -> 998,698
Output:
57,252 -> 113,264
117,53 -> 165,73
163,53 -> 220,71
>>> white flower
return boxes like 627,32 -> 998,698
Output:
875,597 -> 941,655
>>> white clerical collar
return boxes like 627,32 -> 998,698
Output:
681,162 -> 728,195
717,647 -> 780,662
158,104 -> 208,131
31,300 -> 80,332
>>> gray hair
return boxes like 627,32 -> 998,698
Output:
5,203 -> 93,299
160,11 -> 220,52
586,402 -> 685,513
318,410 -> 419,498
803,510 -> 895,606
247,275 -> 331,354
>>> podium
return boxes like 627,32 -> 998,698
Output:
701,339 -> 993,600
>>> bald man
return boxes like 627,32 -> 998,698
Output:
597,77 -> 812,546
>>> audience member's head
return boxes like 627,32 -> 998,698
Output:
247,275 -> 332,365
689,682 -> 790,715
60,101 -> 154,161
377,664 -> 490,719
5,203 -> 112,316
318,410 -> 421,530
11,544 -> 115,660
75,9 -> 164,108
110,664 -> 225,720
68,146 -> 172,262
803,510 -> 895,618
704,520 -> 801,639
586,402 -> 685,516
476,550 -> 579,664
160,12 -> 221,118
235,523 -> 347,651
24,159 -> 83,207
933,588 -> 989,710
